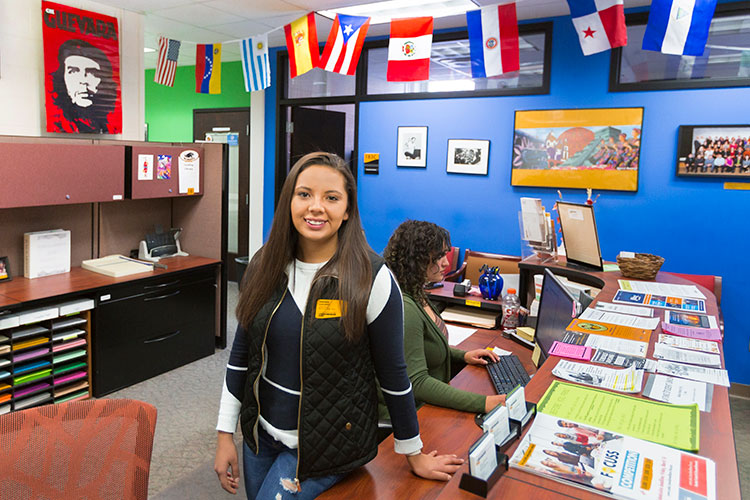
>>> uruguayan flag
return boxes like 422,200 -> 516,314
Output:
241,35 -> 271,92
642,0 -> 718,56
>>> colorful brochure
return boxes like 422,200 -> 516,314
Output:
613,290 -> 706,313
618,279 -> 706,299
657,334 -> 720,354
566,318 -> 651,343
549,341 -> 592,361
552,360 -> 643,393
562,331 -> 648,358
510,413 -> 715,500
661,322 -> 722,342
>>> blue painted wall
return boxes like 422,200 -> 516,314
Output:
264,10 -> 750,384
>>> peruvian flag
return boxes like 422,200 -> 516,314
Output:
387,17 -> 433,81
319,14 -> 371,75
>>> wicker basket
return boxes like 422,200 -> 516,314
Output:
616,253 -> 665,280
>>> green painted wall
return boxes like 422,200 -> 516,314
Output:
145,61 -> 251,142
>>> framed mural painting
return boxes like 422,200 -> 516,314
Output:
511,108 -> 643,191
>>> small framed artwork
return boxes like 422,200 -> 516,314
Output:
676,125 -> 750,178
447,139 -> 490,175
0,256 -> 11,282
397,126 -> 427,167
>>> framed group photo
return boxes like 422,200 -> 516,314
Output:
446,139 -> 490,175
397,126 -> 427,167
676,125 -> 750,178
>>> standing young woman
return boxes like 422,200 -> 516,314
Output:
383,220 -> 506,415
214,153 -> 462,499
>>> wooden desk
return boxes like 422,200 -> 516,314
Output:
425,282 -> 503,313
322,256 -> 740,500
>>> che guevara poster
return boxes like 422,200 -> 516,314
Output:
42,1 -> 122,134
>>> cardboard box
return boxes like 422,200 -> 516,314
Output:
24,229 -> 70,279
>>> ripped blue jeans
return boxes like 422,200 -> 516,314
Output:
243,427 -> 345,499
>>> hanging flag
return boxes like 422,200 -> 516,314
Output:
567,0 -> 627,56
466,1 -> 519,77
196,43 -> 221,94
155,37 -> 181,87
387,17 -> 433,82
319,14 -> 371,75
241,35 -> 270,92
284,13 -> 320,78
642,0 -> 717,56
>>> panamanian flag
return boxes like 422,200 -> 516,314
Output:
466,1 -> 520,77
642,0 -> 718,56
319,14 -> 371,75
567,0 -> 627,56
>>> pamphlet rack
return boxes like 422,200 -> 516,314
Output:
460,401 -> 537,497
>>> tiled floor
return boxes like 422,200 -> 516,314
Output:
109,282 -> 750,499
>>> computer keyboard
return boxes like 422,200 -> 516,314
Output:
485,355 -> 531,394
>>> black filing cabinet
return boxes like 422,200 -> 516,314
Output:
93,267 -> 216,396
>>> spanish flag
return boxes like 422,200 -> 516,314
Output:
284,13 -> 320,78
196,43 -> 222,94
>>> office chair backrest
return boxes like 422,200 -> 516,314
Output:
445,247 -> 459,274
0,398 -> 157,500
462,250 -> 521,284
665,272 -> 722,305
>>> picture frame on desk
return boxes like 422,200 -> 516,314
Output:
0,256 -> 11,282
447,139 -> 490,175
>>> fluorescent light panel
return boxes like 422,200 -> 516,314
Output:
319,0 -> 479,25
144,47 -> 155,53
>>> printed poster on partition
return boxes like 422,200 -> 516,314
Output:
41,1 -> 122,134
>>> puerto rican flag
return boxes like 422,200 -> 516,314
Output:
567,0 -> 627,56
387,17 -> 433,82
466,1 -> 520,77
319,14 -> 370,75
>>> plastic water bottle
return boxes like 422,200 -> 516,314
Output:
502,288 -> 521,329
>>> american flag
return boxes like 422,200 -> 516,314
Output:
155,37 -> 181,86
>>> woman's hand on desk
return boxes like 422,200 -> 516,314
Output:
464,348 -> 499,366
485,394 -> 507,413
215,431 -> 240,494
406,450 -> 464,481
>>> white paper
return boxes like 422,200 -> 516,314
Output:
137,154 -> 154,180
553,360 -> 644,393
579,308 -> 660,330
445,324 -> 476,346
594,301 -> 654,317
657,334 -> 720,354
506,385 -> 527,421
618,280 -> 706,299
178,149 -> 200,194
652,344 -> 722,367
520,197 -> 545,242
656,360 -> 730,387
643,374 -> 711,411
469,433 -> 497,480
583,334 -> 648,358
492,346 -> 513,356
483,404 -> 511,445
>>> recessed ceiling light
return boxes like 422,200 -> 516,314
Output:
144,47 -> 155,53
319,0 -> 479,25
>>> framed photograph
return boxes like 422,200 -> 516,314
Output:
397,126 -> 427,167
676,125 -> 750,178
0,256 -> 11,282
446,139 -> 490,175
511,108 -> 643,191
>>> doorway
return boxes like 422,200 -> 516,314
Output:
193,108 -> 250,282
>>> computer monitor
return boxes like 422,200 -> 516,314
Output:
556,201 -> 603,271
535,268 -> 581,364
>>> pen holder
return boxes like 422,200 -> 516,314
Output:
459,450 -> 509,498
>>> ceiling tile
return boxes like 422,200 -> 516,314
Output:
209,19 -> 282,38
203,0 -> 302,18
152,3 -> 246,26
96,0 -> 197,14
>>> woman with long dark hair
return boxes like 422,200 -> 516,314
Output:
383,220 -> 505,416
214,153 -> 462,498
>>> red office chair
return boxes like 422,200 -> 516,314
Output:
664,272 -> 722,305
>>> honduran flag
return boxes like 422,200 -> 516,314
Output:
284,13 -> 320,78
387,17 -> 433,82
466,1 -> 520,77
241,35 -> 270,92
567,0 -> 627,56
642,0 -> 718,56
196,43 -> 221,94
319,14 -> 371,75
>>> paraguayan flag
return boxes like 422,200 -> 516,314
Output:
642,0 -> 718,56
241,35 -> 271,92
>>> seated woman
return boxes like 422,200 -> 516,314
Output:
382,220 -> 506,416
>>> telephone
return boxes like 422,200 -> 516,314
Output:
138,225 -> 188,262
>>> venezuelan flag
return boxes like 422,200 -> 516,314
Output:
284,13 -> 319,78
195,43 -> 222,94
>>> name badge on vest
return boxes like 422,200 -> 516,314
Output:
315,299 -> 344,319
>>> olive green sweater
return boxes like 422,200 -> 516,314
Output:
379,294 -> 486,420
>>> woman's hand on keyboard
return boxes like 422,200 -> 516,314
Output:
464,348 -> 499,366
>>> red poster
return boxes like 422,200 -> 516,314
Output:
42,1 -> 122,134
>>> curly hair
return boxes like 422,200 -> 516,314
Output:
384,220 -> 450,305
